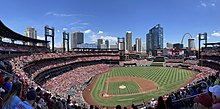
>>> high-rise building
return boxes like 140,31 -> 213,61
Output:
135,38 -> 141,52
146,24 -> 163,56
105,40 -> 109,49
71,31 -> 84,49
166,43 -> 173,49
132,44 -> 136,51
126,31 -> 132,51
24,27 -> 37,45
118,37 -> 125,51
97,39 -> 103,49
188,38 -> 195,49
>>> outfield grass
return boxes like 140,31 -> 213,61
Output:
108,81 -> 140,95
90,67 -> 195,106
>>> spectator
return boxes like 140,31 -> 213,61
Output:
53,100 -> 63,109
156,96 -> 166,109
209,85 -> 220,109
90,105 -> 94,109
2,81 -> 22,109
16,90 -> 36,109
4,77 -> 12,91
0,72 -> 5,85
193,91 -> 213,109
116,105 -> 122,109
166,96 -> 173,109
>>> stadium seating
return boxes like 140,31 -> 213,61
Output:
1,46 -> 220,109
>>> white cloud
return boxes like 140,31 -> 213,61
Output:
84,29 -> 92,34
63,28 -> 68,31
211,3 -> 216,6
100,36 -> 117,42
45,12 -> 72,17
84,29 -> 118,43
199,1 -> 217,8
70,26 -> 85,30
98,31 -> 103,34
211,31 -> 220,37
57,30 -> 60,33
68,20 -> 82,26
37,36 -> 45,40
201,2 -> 207,7
81,23 -> 89,26
67,20 -> 89,31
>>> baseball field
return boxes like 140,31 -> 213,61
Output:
83,67 -> 196,106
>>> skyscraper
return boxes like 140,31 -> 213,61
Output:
146,24 -> 163,56
135,38 -> 141,52
105,40 -> 109,49
118,37 -> 125,51
188,38 -> 195,50
97,39 -> 103,49
24,27 -> 37,45
166,43 -> 173,49
126,31 -> 132,51
71,31 -> 84,49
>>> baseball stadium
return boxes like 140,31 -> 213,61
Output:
0,19 -> 220,109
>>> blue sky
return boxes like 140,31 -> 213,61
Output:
0,0 -> 220,49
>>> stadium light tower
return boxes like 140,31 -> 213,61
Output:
45,25 -> 55,52
198,32 -> 207,59
63,31 -> 70,53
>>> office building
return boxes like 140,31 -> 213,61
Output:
146,24 -> 163,56
97,39 -> 103,49
118,37 -> 125,51
166,43 -> 173,49
105,40 -> 109,49
188,38 -> 195,50
126,31 -> 132,51
110,44 -> 118,49
24,27 -> 37,45
71,31 -> 84,49
77,43 -> 97,49
173,43 -> 183,50
135,38 -> 141,52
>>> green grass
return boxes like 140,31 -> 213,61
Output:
108,81 -> 140,95
151,62 -> 164,66
90,67 -> 195,106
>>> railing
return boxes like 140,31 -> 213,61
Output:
172,81 -> 209,103
0,69 -> 17,79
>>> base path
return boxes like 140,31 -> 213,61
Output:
106,77 -> 158,96
82,75 -> 101,106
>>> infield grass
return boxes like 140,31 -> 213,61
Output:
108,81 -> 140,95
90,67 -> 196,106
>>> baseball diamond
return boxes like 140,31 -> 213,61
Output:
83,67 -> 196,106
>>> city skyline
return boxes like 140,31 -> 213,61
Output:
0,0 -> 220,49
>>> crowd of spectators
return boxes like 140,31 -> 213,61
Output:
201,47 -> 220,56
43,64 -> 109,107
0,52 -> 119,109
167,59 -> 184,63
1,49 -> 220,109
119,60 -> 152,66
143,64 -> 220,109
0,41 -> 49,53
7,52 -> 119,83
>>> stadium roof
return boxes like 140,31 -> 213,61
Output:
0,20 -> 48,43
204,42 -> 220,45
